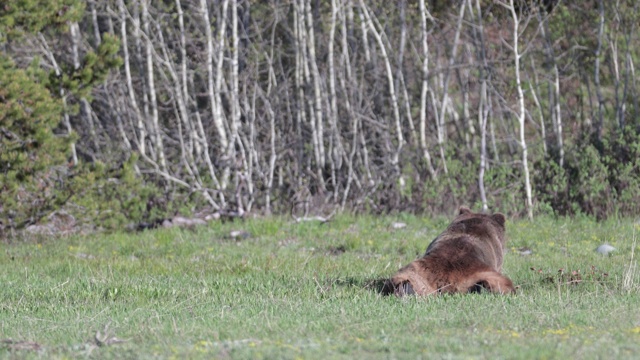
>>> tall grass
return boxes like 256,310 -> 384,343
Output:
623,225 -> 638,293
1,214 -> 639,359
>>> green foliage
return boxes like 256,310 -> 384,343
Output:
48,33 -> 123,99
533,154 -> 567,215
535,143 -> 612,219
0,57 -> 151,231
418,146 -> 479,214
0,1 -> 129,235
605,127 -> 640,216
534,127 -> 640,219
0,0 -> 84,40
417,145 -> 525,215
71,156 -> 174,230
1,216 -> 639,358
0,55 -> 70,230
567,143 -> 613,218
483,163 -> 525,215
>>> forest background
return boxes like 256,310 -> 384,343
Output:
2,0 -> 640,236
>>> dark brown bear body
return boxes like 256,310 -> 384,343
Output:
389,207 -> 515,296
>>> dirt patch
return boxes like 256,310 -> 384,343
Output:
530,266 -> 609,286
327,245 -> 347,256
0,339 -> 43,352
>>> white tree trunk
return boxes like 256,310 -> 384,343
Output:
141,0 -> 166,172
478,80 -> 489,212
553,64 -> 564,167
529,58 -> 547,156
328,0 -> 345,173
175,0 -> 198,157
118,0 -> 146,156
436,1 -> 466,174
471,0 -> 489,211
594,0 -> 605,139
419,0 -> 436,180
215,0 -> 231,189
538,12 -> 564,166
201,0 -> 230,193
38,33 -> 78,166
304,0 -> 326,170
229,0 -> 243,212
359,1 -> 403,174
502,0 -> 533,219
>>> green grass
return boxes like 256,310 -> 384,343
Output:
1,214 -> 640,359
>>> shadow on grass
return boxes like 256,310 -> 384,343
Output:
329,277 -> 395,296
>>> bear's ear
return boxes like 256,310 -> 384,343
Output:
492,213 -> 506,227
458,206 -> 472,215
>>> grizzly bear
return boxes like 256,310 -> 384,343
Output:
387,206 -> 515,296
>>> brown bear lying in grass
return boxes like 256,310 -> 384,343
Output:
387,206 -> 515,296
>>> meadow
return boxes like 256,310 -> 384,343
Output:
1,214 -> 639,359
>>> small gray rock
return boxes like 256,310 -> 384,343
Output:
595,244 -> 615,255
390,222 -> 407,229
517,247 -> 532,256
229,230 -> 251,239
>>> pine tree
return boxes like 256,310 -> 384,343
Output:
0,55 -> 71,231
0,0 -> 121,234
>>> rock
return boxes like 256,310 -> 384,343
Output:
204,212 -> 221,221
172,216 -> 206,227
229,230 -> 251,239
390,222 -> 407,229
162,219 -> 173,228
517,247 -> 532,256
595,244 -> 615,255
160,216 -> 207,229
75,253 -> 96,260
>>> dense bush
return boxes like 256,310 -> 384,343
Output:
534,127 -> 640,219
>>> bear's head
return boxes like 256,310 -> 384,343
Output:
449,206 -> 507,247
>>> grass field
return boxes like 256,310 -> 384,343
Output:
2,214 -> 640,359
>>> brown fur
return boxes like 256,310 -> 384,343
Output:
388,206 -> 515,296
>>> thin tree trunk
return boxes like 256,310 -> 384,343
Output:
501,0 -> 533,219
105,6 -> 135,163
617,1 -> 637,130
478,80 -> 489,212
470,0 -> 489,211
460,49 -> 474,149
418,0 -> 436,180
339,1 -> 361,209
436,1 -> 466,174
38,34 -> 78,166
175,0 -> 198,157
200,0 -> 230,194
294,0 -> 324,192
538,11 -> 564,166
118,0 -> 146,156
359,1 -> 403,175
293,2 -> 308,190
553,64 -> 564,167
70,21 -> 100,155
215,0 -> 231,189
195,0 -> 225,205
395,0 -> 418,149
328,0 -> 346,201
301,0 -> 327,194
594,0 -> 605,141
489,98 -> 499,163
529,57 -> 548,156
141,0 -> 166,172
357,5 -> 371,63
229,0 -> 243,212
90,0 -> 101,46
